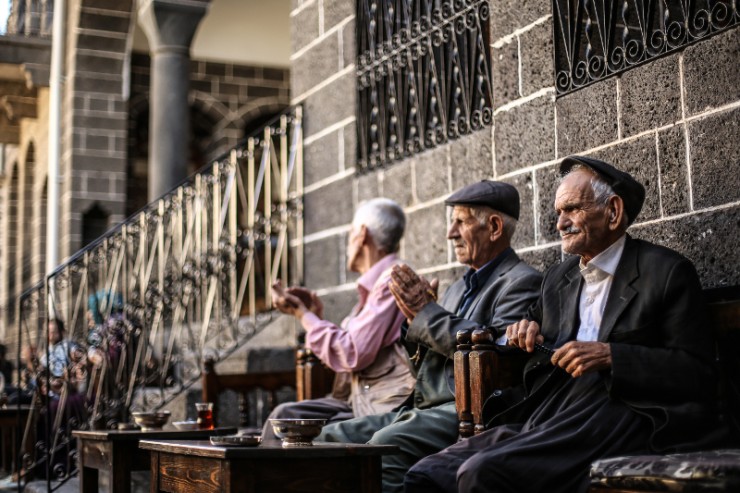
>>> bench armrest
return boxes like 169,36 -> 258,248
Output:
454,327 -> 528,437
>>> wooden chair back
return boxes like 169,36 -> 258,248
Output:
295,347 -> 335,402
202,359 -> 296,427
202,343 -> 336,427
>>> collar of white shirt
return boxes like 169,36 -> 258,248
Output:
579,234 -> 626,282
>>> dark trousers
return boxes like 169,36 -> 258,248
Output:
405,373 -> 651,493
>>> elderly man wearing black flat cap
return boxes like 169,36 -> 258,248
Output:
405,156 -> 724,493
317,180 -> 542,493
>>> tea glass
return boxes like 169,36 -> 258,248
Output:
195,402 -> 214,430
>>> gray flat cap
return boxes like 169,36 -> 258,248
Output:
560,155 -> 645,225
445,180 -> 520,220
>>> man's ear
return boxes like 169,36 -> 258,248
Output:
488,214 -> 504,241
606,196 -> 625,231
357,224 -> 369,245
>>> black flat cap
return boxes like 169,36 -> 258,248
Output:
560,155 -> 645,225
445,180 -> 520,220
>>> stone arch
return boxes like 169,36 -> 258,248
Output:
188,91 -> 231,161
82,202 -> 111,248
126,92 -> 230,214
126,94 -> 150,216
20,142 -> 35,290
3,163 -> 20,323
34,178 -> 47,282
234,97 -> 290,139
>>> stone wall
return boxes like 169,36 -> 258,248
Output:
291,0 -> 740,324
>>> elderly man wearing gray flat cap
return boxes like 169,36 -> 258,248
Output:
317,180 -> 542,493
405,156 -> 724,493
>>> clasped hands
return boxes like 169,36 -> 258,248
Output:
388,264 -> 439,322
271,280 -> 324,320
505,320 -> 612,377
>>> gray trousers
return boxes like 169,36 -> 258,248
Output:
317,401 -> 459,493
261,396 -> 354,444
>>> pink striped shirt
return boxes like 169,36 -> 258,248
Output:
301,254 -> 405,373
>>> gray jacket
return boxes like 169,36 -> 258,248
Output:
405,252 -> 542,409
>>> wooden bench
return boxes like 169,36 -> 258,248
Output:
454,287 -> 740,492
202,345 -> 335,427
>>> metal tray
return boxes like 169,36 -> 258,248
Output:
209,434 -> 261,447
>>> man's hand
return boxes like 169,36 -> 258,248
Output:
271,281 -> 309,319
388,264 -> 438,322
285,286 -> 324,319
505,319 -> 544,352
552,341 -> 612,377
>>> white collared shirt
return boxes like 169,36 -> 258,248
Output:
576,235 -> 626,342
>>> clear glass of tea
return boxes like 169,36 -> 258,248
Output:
195,402 -> 214,430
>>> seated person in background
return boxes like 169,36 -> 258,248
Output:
317,181 -> 542,493
40,318 -> 87,398
0,344 -> 13,387
6,344 -> 37,405
86,290 -> 126,369
263,198 -> 416,442
405,156 -> 725,493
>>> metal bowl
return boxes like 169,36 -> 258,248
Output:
131,411 -> 171,431
269,418 -> 326,447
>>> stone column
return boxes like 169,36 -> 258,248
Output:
138,0 -> 210,201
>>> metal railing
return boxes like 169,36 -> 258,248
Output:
8,106 -> 303,488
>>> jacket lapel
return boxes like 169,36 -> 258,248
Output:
598,236 -> 639,342
556,261 -> 582,345
463,253 -> 519,317
443,277 -> 467,315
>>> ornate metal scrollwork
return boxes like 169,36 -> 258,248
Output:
356,0 -> 493,172
554,0 -> 740,96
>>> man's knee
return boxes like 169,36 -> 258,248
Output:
404,466 -> 444,493
268,401 -> 291,419
404,453 -> 457,493
456,450 -> 503,491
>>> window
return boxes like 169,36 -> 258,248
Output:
356,0 -> 493,171
553,0 -> 740,96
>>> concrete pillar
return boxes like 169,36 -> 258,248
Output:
138,0 -> 210,201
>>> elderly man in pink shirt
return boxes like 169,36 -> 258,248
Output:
262,198 -> 416,442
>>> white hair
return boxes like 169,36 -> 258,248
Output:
468,206 -> 518,242
352,198 -> 406,253
563,163 -> 630,225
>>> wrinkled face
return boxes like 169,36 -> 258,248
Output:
447,206 -> 493,269
48,322 -> 62,345
554,170 -> 612,263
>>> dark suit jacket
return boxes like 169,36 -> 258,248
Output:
406,252 -> 542,409
495,236 -> 720,451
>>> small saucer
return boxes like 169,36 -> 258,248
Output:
210,434 -> 261,447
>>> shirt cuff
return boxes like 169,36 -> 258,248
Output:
300,311 -> 323,331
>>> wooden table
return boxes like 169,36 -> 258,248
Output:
0,406 -> 32,476
73,427 -> 237,493
141,439 -> 399,493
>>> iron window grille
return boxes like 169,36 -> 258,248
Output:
554,0 -> 740,96
356,0 -> 494,172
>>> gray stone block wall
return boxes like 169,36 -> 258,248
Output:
292,0 -> 740,321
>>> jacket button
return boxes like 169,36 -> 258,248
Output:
415,396 -> 423,404
492,390 -> 502,397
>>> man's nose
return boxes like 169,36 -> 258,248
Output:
447,223 -> 457,239
556,213 -> 568,231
